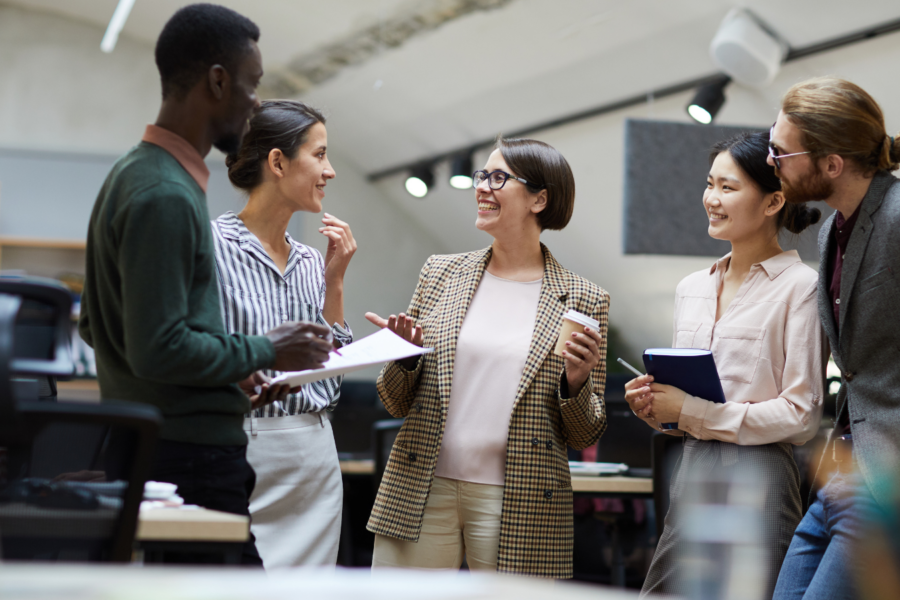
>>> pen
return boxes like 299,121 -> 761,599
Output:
617,357 -> 645,378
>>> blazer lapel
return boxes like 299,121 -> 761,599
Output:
837,172 -> 893,348
437,248 -> 491,406
817,213 -> 840,363
511,245 -> 568,411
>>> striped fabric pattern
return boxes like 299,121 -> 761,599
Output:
211,211 -> 352,416
366,244 -> 609,578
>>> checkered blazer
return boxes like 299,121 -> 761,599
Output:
366,244 -> 609,578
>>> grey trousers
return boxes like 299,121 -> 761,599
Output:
641,437 -> 803,598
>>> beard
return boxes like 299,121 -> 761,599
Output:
778,162 -> 834,204
213,132 -> 243,156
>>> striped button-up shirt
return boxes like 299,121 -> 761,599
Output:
211,211 -> 352,417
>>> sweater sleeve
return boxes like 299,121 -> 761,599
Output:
118,187 -> 275,386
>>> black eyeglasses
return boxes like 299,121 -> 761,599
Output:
768,124 -> 810,169
472,169 -> 543,190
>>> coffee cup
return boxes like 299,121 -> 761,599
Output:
554,310 -> 600,357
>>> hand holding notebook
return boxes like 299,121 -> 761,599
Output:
641,348 -> 726,430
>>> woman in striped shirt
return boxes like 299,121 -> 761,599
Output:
212,100 -> 356,568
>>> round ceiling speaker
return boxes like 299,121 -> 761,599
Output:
710,9 -> 787,88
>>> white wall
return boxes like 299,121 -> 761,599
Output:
370,31 -> 900,359
0,5 -> 445,381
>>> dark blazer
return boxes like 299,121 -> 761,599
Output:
366,244 -> 609,578
816,170 -> 900,506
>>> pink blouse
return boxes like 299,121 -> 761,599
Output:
646,250 -> 825,445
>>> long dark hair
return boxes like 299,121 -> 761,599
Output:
226,100 -> 326,191
710,131 -> 821,234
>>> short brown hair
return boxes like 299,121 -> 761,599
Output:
782,77 -> 900,175
495,136 -> 575,231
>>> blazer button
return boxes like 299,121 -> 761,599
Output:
532,437 -> 539,446
408,452 -> 417,462
845,372 -> 855,382
414,403 -> 423,412
546,441 -> 553,450
544,490 -> 553,500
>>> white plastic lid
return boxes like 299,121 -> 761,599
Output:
562,310 -> 599,331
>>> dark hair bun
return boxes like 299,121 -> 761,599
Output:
226,100 -> 326,192
782,204 -> 822,234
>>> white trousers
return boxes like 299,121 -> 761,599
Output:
243,412 -> 343,569
372,476 -> 504,571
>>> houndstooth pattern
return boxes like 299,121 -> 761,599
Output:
641,438 -> 802,597
366,244 -> 609,578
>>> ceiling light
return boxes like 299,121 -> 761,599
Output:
686,77 -> 729,124
100,0 -> 137,53
405,165 -> 434,198
449,154 -> 473,190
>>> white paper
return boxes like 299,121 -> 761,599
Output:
271,328 -> 433,386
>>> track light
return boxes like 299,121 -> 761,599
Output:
449,154 -> 473,190
686,77 -> 730,124
405,165 -> 434,198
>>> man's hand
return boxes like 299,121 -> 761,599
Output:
266,321 -> 334,372
237,371 -> 302,411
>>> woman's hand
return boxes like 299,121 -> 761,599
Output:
646,383 -> 687,424
563,327 -> 603,397
320,213 -> 356,283
365,312 -> 423,370
624,374 -> 654,418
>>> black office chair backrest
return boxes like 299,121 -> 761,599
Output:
2,402 -> 161,562
0,277 -> 74,378
0,278 -> 161,562
651,432 -> 684,541
372,418 -> 404,491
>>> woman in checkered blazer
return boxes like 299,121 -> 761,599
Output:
364,137 -> 609,578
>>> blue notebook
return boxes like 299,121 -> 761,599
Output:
642,348 -> 726,430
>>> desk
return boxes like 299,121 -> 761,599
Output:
0,564 -> 640,600
137,507 -> 249,564
338,460 -> 653,496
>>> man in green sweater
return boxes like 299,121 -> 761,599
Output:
79,4 -> 332,565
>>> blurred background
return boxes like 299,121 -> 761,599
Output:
2,0 -> 899,382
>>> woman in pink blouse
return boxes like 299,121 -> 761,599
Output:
626,131 -> 825,597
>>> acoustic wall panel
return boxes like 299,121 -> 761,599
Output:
623,119 -> 827,262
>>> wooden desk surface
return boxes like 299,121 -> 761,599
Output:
137,507 -> 249,542
570,475 -> 652,495
339,460 -> 651,495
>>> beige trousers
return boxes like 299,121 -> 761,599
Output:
372,476 -> 504,571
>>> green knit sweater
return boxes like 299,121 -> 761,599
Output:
79,142 -> 275,445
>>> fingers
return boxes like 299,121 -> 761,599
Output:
295,321 -> 332,338
411,325 -> 424,347
365,312 -> 388,328
624,374 -> 654,391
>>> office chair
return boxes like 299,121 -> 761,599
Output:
0,278 -> 161,562
651,432 -> 684,541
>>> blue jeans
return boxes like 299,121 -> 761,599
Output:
772,470 -> 877,599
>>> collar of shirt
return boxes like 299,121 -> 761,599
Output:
141,124 -> 210,193
216,211 -> 313,276
708,249 -> 803,281
833,202 -> 862,253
